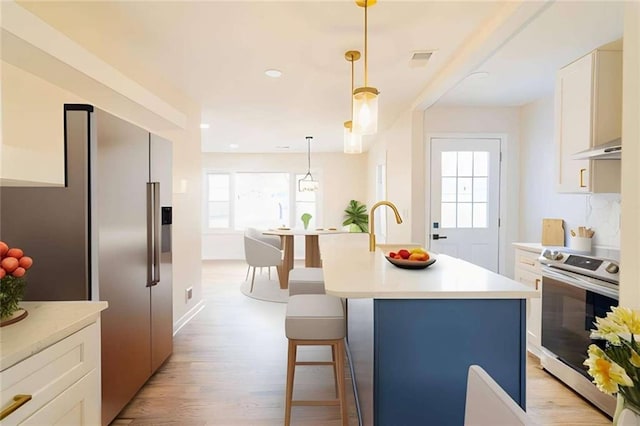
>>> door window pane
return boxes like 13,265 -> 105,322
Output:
441,152 -> 457,177
473,203 -> 487,228
457,203 -> 472,228
441,203 -> 457,228
438,150 -> 494,230
474,152 -> 489,176
473,177 -> 488,202
442,177 -> 457,202
457,178 -> 472,202
458,152 -> 473,176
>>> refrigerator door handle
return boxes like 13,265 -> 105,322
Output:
147,182 -> 161,287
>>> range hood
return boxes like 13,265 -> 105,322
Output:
572,138 -> 621,160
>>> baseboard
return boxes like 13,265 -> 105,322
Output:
173,299 -> 206,335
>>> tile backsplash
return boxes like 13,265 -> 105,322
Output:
587,193 -> 620,258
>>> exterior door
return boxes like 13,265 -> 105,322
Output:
429,138 -> 501,272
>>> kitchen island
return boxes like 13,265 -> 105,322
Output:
320,235 -> 538,426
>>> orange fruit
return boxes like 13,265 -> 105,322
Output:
0,268 -> 5,279
1,257 -> 19,272
0,241 -> 8,257
12,267 -> 26,278
6,248 -> 23,259
19,256 -> 33,269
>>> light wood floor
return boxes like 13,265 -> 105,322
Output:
113,260 -> 611,425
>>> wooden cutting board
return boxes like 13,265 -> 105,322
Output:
542,218 -> 565,246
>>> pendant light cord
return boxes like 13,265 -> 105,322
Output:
364,0 -> 368,86
350,54 -> 355,118
306,136 -> 312,177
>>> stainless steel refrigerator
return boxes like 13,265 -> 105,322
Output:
0,104 -> 173,425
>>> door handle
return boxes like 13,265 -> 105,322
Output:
432,234 -> 447,240
147,182 -> 161,287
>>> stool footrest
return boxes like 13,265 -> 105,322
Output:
295,361 -> 334,366
292,400 -> 340,407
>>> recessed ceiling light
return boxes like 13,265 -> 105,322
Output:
466,71 -> 490,80
229,144 -> 239,149
265,69 -> 283,78
200,123 -> 210,129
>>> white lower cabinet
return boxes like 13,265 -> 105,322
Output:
513,247 -> 542,356
0,322 -> 101,425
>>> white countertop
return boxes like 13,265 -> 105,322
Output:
320,234 -> 538,299
0,301 -> 108,370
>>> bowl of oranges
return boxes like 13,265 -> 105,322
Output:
385,247 -> 436,270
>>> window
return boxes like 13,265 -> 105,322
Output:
235,173 -> 290,230
295,174 -> 317,229
207,173 -> 230,228
440,151 -> 488,229
205,171 -> 318,231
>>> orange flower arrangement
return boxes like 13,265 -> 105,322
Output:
0,241 -> 34,319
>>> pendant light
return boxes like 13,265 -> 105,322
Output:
352,0 -> 379,135
344,50 -> 363,154
298,136 -> 318,192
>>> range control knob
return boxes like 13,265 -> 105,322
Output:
606,263 -> 620,274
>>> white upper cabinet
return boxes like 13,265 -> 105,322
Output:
555,46 -> 622,193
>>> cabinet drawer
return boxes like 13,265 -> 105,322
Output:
0,323 -> 99,425
515,249 -> 540,274
20,369 -> 100,426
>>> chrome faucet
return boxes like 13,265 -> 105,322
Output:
369,201 -> 403,251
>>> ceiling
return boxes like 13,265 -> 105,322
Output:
13,1 -> 625,153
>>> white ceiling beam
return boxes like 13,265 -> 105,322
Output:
0,0 -> 187,130
411,0 -> 554,112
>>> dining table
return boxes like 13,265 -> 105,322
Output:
262,228 -> 346,289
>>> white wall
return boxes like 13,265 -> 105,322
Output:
366,109 -> 415,244
519,96 -> 621,258
419,106 -> 521,277
202,152 -> 367,259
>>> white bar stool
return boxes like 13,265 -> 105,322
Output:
284,294 -> 347,426
288,267 -> 325,296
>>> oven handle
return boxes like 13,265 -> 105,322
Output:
542,267 -> 619,300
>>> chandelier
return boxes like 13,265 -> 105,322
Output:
352,0 -> 379,135
298,136 -> 318,192
344,50 -> 362,154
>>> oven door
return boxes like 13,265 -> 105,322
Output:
541,267 -> 618,378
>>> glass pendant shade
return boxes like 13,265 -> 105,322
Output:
343,121 -> 362,154
298,136 -> 318,192
352,86 -> 379,135
298,175 -> 319,192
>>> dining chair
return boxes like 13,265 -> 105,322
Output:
243,235 -> 282,292
464,365 -> 531,425
244,228 -> 282,280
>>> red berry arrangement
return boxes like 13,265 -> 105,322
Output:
0,241 -> 34,319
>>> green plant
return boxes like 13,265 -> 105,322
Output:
301,213 -> 312,230
342,200 -> 368,233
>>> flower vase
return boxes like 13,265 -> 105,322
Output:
615,395 -> 640,426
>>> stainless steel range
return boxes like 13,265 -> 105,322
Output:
539,248 -> 620,417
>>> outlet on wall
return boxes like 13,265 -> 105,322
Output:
185,287 -> 193,303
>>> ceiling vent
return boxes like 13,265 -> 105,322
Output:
410,51 -> 434,68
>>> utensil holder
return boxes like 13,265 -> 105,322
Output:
569,236 -> 592,253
